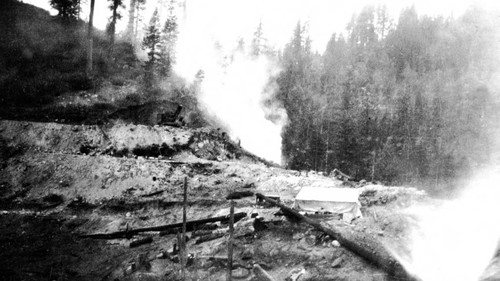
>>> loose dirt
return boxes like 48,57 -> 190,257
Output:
0,119 -> 433,281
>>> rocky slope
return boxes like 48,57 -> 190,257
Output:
0,119 -> 432,281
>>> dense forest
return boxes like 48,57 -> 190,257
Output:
1,0 -> 499,190
274,6 -> 500,189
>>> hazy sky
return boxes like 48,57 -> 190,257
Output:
24,0 -> 500,52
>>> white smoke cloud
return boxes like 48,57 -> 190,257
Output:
174,10 -> 287,164
389,168 -> 500,281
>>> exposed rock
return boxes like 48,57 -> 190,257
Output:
241,248 -> 254,260
232,267 -> 251,279
331,257 -> 343,268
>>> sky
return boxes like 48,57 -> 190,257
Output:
22,0 -> 500,53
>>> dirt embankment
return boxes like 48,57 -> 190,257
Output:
0,120 -> 428,281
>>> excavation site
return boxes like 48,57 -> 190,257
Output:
1,0 -> 500,280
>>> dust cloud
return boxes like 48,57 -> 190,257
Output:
174,13 -> 287,165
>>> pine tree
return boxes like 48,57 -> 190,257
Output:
236,38 -> 245,53
376,4 -> 392,40
87,0 -> 95,74
158,0 -> 178,77
107,0 -> 125,45
50,0 -> 81,22
142,8 -> 161,85
125,0 -> 146,45
125,0 -> 136,41
250,21 -> 265,57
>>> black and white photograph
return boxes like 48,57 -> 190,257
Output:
1,0 -> 500,280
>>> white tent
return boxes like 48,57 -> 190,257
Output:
294,186 -> 362,220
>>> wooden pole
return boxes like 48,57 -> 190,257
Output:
87,0 -> 95,75
226,201 -> 235,281
176,231 -> 182,277
181,177 -> 187,280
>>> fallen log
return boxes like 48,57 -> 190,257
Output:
196,230 -> 227,244
255,193 -> 415,281
191,229 -> 214,238
80,212 -> 247,239
129,236 -> 153,248
226,191 -> 254,200
253,264 -> 276,281
159,227 -> 181,237
160,222 -> 219,237
197,255 -> 228,261
196,232 -> 224,244
140,189 -> 165,197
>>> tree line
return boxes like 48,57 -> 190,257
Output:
49,0 -> 178,82
47,1 -> 500,188
273,6 -> 500,188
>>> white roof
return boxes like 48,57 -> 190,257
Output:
295,186 -> 361,203
294,186 -> 362,218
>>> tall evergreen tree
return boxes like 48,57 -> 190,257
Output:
125,0 -> 136,41
142,8 -> 161,85
276,5 -> 500,187
107,0 -> 125,45
50,0 -> 80,21
125,0 -> 146,45
86,0 -> 95,75
159,0 -> 178,77
251,21 -> 265,57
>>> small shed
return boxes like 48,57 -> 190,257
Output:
294,186 -> 362,220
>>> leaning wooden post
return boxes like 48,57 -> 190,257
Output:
181,177 -> 188,280
226,200 -> 235,281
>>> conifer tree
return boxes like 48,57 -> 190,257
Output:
142,8 -> 161,85
159,0 -> 178,77
107,0 -> 125,44
50,0 -> 80,22
251,21 -> 264,57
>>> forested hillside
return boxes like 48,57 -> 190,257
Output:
0,0 -> 144,106
274,6 -> 500,188
2,2 -> 500,279
1,0 -> 499,190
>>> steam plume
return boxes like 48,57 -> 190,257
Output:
174,10 -> 287,164
388,169 -> 500,281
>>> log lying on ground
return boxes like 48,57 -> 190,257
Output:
80,212 -> 247,239
195,232 -> 225,244
161,223 -> 219,237
129,236 -> 153,248
253,264 -> 276,281
255,193 -> 416,281
191,229 -> 215,238
226,191 -> 254,200
140,189 -> 166,197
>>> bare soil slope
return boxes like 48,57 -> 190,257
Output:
0,120 -> 427,281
